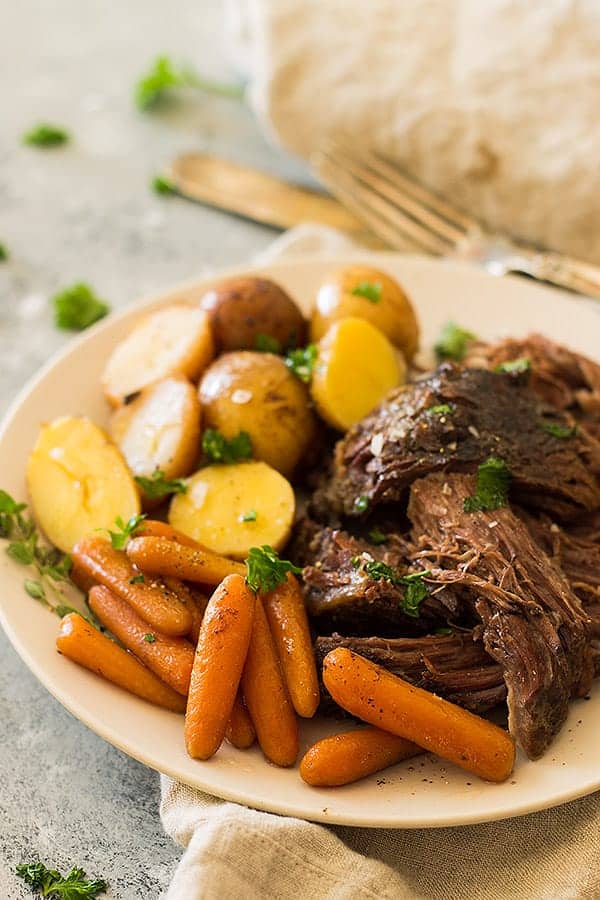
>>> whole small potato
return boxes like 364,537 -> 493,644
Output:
199,276 -> 307,353
199,351 -> 317,478
310,266 -> 419,362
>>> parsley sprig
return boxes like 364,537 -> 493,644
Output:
463,456 -> 511,512
434,322 -> 476,362
351,281 -> 382,303
152,174 -> 176,195
0,242 -> 9,261
202,429 -> 252,464
368,527 -> 387,545
540,421 -> 578,439
245,545 -> 302,593
353,556 -> 431,617
23,124 -> 69,147
52,283 -> 110,331
426,403 -> 454,417
106,514 -> 147,550
285,344 -> 318,383
135,56 -> 243,110
255,334 -> 281,353
0,490 -> 74,615
134,470 -> 187,499
494,357 -> 531,375
16,860 -> 107,898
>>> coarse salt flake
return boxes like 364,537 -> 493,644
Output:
231,389 -> 252,405
370,433 -> 384,456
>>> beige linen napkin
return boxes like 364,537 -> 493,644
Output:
160,225 -> 600,900
233,0 -> 600,264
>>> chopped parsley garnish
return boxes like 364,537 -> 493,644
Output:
0,490 -> 74,616
350,556 -> 361,569
494,357 -> 531,375
0,243 -> 9,261
285,344 -> 318,383
134,469 -> 187,499
351,280 -> 382,303
357,558 -> 430,617
106,514 -> 147,550
540,421 -> 578,439
240,509 -> 257,523
52,283 -> 110,331
16,860 -> 107,898
368,527 -> 388,545
202,428 -> 252,464
435,627 -> 453,636
135,56 -> 243,110
463,456 -> 511,512
245,545 -> 302,593
23,124 -> 70,147
426,403 -> 454,417
255,333 -> 281,353
129,573 -> 145,584
152,174 -> 176,195
143,633 -> 156,643
354,495 -> 369,513
434,322 -> 476,362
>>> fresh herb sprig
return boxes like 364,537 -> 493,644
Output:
0,242 -> 9,261
134,469 -> 187,499
285,344 -> 318,383
202,429 -> 252,464
135,56 -> 243,111
494,357 -> 531,375
368,527 -> 387,545
351,281 -> 382,303
245,545 -> 302,593
106,514 -> 147,550
240,509 -> 257,523
255,334 -> 281,353
463,456 -> 511,512
23,124 -> 69,147
16,860 -> 107,898
434,322 -> 476,362
353,556 -> 431,618
0,490 -> 74,615
426,403 -> 454,417
52,283 -> 110,331
151,174 -> 176,195
540,421 -> 578,439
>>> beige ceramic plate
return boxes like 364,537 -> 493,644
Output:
0,253 -> 598,828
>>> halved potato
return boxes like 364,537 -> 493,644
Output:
101,305 -> 214,406
200,276 -> 306,353
27,416 -> 140,553
310,265 -> 419,362
168,462 -> 295,560
110,376 -> 201,505
198,351 -> 317,478
310,317 -> 405,431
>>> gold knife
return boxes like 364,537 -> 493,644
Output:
167,153 -> 379,241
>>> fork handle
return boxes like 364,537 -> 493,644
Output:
509,248 -> 600,300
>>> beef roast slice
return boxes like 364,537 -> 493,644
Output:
315,364 -> 600,522
295,520 -> 457,635
464,333 -> 600,439
315,632 -> 507,716
407,472 -> 594,759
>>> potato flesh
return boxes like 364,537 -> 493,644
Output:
311,317 -> 405,431
110,377 -> 200,485
27,416 -> 140,553
101,305 -> 214,406
169,462 -> 295,560
310,265 -> 419,362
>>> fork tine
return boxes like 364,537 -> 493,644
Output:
327,140 -> 474,245
314,150 -> 451,255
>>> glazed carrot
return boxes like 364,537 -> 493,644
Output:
241,597 -> 299,767
70,558 -> 97,594
300,727 -> 421,786
323,648 -> 515,783
263,573 -> 319,718
138,519 -> 204,549
56,613 -> 186,712
185,574 -> 255,760
126,535 -> 246,585
88,585 -> 195,695
72,535 -> 192,636
225,692 -> 256,749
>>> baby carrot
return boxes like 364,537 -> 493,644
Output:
241,597 -> 299,767
323,648 -> 515,782
126,536 -> 246,585
263,573 -> 319,718
56,613 -> 185,712
138,519 -> 204,549
225,692 -> 256,749
185,574 -> 255,760
88,585 -> 195,695
300,727 -> 421,787
72,535 -> 192,636
183,585 -> 208,644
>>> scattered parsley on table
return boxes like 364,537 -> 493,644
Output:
23,124 -> 70,147
52,283 -> 110,331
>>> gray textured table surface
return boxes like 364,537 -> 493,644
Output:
0,3 -> 309,897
